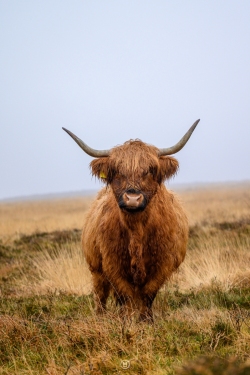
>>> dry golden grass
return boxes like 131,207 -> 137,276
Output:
179,182 -> 250,226
0,196 -> 93,240
170,235 -> 250,291
20,244 -> 92,296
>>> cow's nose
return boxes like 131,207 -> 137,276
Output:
124,192 -> 143,207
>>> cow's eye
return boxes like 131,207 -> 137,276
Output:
144,168 -> 155,177
112,174 -> 124,184
142,168 -> 157,179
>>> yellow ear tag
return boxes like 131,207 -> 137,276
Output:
100,171 -> 107,179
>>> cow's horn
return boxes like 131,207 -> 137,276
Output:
62,128 -> 110,157
158,119 -> 200,156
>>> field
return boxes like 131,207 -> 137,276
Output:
1,183 -> 250,374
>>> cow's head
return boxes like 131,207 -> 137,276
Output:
63,120 -> 199,213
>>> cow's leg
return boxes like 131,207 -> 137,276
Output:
138,292 -> 157,323
92,272 -> 110,314
112,283 -> 136,320
139,263 -> 175,322
139,276 -> 169,322
116,295 -> 135,320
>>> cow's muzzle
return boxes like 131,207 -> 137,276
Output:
119,189 -> 147,212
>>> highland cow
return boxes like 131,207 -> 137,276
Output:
63,119 -> 199,321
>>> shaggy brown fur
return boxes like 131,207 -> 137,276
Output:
82,140 -> 188,321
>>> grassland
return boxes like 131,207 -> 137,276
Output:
0,183 -> 250,374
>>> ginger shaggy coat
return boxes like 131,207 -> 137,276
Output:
82,140 -> 188,321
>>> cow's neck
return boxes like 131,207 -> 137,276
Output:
121,209 -> 149,230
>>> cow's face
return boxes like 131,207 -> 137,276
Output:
91,140 -> 179,212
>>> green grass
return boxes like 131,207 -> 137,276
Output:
0,222 -> 250,374
1,288 -> 250,374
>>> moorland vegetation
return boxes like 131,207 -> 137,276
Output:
0,183 -> 250,374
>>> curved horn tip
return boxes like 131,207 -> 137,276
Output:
158,118 -> 200,156
62,127 -> 71,134
62,127 -> 111,158
190,119 -> 200,131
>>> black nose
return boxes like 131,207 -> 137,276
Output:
126,188 -> 140,194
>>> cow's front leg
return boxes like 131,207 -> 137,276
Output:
109,276 -> 136,319
92,272 -> 110,314
138,292 -> 157,323
139,274 -> 167,322
114,294 -> 135,320
139,258 -> 176,322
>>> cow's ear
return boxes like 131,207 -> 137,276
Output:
90,158 -> 111,182
158,156 -> 179,182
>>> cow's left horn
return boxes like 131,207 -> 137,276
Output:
158,119 -> 200,156
62,128 -> 110,157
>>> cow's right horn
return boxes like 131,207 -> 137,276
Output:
158,119 -> 200,156
62,128 -> 110,157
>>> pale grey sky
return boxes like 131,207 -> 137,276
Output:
0,1 -> 249,200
